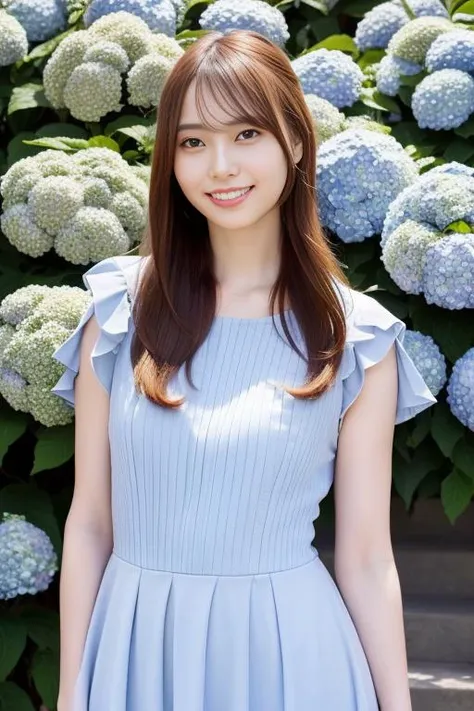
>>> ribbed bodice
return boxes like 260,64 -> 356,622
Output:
110,314 -> 341,575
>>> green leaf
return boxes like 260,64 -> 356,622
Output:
452,439 -> 474,482
399,0 -> 416,19
32,425 -> 75,474
441,468 -> 474,524
453,0 -> 474,13
113,126 -> 149,144
31,648 -> 59,710
406,409 -> 432,448
7,83 -> 51,115
0,682 -> 35,711
444,137 -> 474,162
443,220 -> 473,234
300,0 -> 330,14
35,122 -> 88,140
0,408 -> 28,463
357,49 -> 385,71
104,114 -> 152,137
0,614 -> 27,682
360,88 -> 401,113
22,28 -> 75,64
20,607 -> 59,654
454,116 -> 474,139
431,402 -> 465,458
393,443 -> 444,508
87,135 -> 121,151
313,34 -> 358,56
399,71 -> 427,87
6,132 -> 40,166
22,137 -> 89,152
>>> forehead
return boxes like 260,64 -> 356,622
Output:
178,79 -> 249,132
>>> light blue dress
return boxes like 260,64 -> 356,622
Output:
51,255 -> 436,711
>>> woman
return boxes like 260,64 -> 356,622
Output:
52,29 -> 436,711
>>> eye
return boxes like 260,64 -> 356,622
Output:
179,128 -> 260,149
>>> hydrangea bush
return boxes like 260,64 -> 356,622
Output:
316,128 -> 418,241
43,11 -> 183,121
3,0 -> 67,42
381,163 -> 474,309
199,0 -> 289,47
0,8 -> 28,66
355,0 -> 448,51
403,329 -> 447,396
0,147 -> 150,263
292,48 -> 364,108
0,282 -> 91,425
0,513 -> 58,600
373,11 -> 474,132
84,0 -> 177,36
447,348 -> 474,431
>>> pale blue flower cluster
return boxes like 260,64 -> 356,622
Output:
381,163 -> 474,309
403,330 -> 447,396
5,0 -> 67,42
376,55 -> 421,97
84,0 -> 177,36
373,12 -> 474,131
316,129 -> 418,242
292,49 -> 364,108
355,0 -> 448,51
0,9 -> 28,66
199,0 -> 289,47
0,514 -> 58,600
413,69 -> 474,130
0,282 -> 91,426
426,30 -> 474,73
447,348 -> 474,431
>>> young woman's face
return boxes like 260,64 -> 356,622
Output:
174,80 -> 301,232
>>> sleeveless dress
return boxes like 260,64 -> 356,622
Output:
51,255 -> 436,711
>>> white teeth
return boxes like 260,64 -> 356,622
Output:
211,187 -> 251,200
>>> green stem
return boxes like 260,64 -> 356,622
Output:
400,0 -> 416,20
85,122 -> 101,137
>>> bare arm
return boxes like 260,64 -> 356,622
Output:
57,315 -> 114,709
334,344 -> 412,711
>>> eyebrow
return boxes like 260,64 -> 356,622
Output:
177,120 -> 247,133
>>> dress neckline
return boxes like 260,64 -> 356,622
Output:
214,309 -> 294,324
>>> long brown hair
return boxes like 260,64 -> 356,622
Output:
131,29 -> 350,408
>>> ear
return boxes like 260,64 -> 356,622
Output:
293,139 -> 303,164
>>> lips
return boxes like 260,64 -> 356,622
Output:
206,186 -> 254,196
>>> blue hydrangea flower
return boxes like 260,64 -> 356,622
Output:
381,164 -> 474,309
355,2 -> 408,51
376,54 -> 422,97
382,163 -> 474,245
316,129 -> 418,242
382,219 -> 443,294
292,49 -> 364,109
0,513 -> 58,600
403,330 -> 447,396
447,348 -> 474,431
355,0 -> 448,52
199,0 -> 289,48
423,234 -> 474,309
412,69 -> 474,130
425,30 -> 474,74
0,9 -> 28,66
393,0 -> 448,17
84,0 -> 177,36
5,0 -> 67,43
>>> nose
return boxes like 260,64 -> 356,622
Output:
209,143 -> 238,179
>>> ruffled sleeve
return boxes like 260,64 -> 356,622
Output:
50,255 -> 144,408
337,285 -> 437,427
